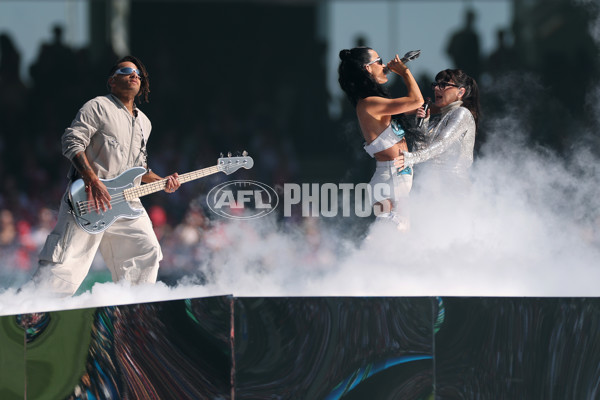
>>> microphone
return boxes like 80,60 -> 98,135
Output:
417,98 -> 431,128
383,50 -> 421,74
401,49 -> 421,63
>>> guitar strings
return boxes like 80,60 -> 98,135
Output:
76,164 -> 230,212
76,178 -> 177,210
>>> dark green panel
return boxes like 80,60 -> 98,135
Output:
0,314 -> 26,400
24,308 -> 95,400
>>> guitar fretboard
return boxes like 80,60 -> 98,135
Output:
124,165 -> 221,200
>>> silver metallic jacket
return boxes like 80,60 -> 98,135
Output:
403,101 -> 476,184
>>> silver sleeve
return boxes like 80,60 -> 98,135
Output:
414,114 -> 429,131
403,107 -> 472,168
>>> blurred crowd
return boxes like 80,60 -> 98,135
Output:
2,2 -> 600,287
0,19 -> 333,283
0,24 -> 310,287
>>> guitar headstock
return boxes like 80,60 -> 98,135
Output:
218,151 -> 254,175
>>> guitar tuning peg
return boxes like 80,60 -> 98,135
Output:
242,150 -> 248,156
227,152 -> 232,157
220,152 -> 224,158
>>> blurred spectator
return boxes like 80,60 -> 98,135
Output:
446,8 -> 482,81
485,28 -> 518,79
15,219 -> 37,270
149,204 -> 173,242
0,32 -> 28,170
0,209 -> 33,286
0,209 -> 17,247
159,204 -> 212,282
174,204 -> 210,246
30,207 -> 57,252
29,25 -> 76,92
28,25 -> 80,133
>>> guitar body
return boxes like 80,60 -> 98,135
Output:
69,166 -> 147,234
67,155 -> 253,235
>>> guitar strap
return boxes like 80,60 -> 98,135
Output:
135,134 -> 148,169
132,114 -> 148,169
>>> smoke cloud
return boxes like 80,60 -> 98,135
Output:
2,69 -> 600,317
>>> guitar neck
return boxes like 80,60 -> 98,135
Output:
125,165 -> 220,200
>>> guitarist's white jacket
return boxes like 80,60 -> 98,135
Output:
62,94 -> 151,207
34,93 -> 161,297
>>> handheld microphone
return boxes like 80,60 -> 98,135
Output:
400,49 -> 421,63
383,49 -> 421,75
417,97 -> 431,128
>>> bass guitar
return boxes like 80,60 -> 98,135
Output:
68,153 -> 253,234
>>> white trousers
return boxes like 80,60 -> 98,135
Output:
34,191 -> 162,296
369,160 -> 413,230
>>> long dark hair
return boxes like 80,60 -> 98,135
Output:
338,47 -> 389,107
108,55 -> 151,103
435,69 -> 480,128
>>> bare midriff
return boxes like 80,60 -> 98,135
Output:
373,138 -> 408,162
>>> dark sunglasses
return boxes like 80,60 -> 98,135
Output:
113,67 -> 142,78
365,57 -> 383,66
431,81 -> 459,90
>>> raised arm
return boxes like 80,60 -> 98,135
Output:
362,55 -> 423,117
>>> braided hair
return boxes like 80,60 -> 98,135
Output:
338,47 -> 390,107
108,55 -> 151,103
435,69 -> 480,128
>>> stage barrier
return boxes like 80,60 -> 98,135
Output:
1,296 -> 599,399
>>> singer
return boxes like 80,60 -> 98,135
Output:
397,69 -> 480,193
338,47 -> 423,231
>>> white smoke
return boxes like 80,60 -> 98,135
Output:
3,22 -> 600,316
2,118 -> 599,316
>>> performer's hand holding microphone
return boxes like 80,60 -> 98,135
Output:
383,50 -> 421,75
416,97 -> 431,128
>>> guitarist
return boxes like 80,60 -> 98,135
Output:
31,56 -> 181,296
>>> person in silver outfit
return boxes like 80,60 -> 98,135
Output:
338,47 -> 423,230
398,69 -> 480,193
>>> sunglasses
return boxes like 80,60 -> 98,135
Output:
113,67 -> 142,78
431,81 -> 460,90
365,57 -> 383,67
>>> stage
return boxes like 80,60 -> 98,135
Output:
2,296 -> 600,399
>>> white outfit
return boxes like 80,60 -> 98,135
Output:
33,94 -> 161,296
363,120 -> 413,230
369,160 -> 413,206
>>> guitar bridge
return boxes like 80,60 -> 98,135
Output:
76,201 -> 87,216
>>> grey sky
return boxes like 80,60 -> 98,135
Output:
0,0 -> 510,99
0,0 -> 89,84
327,1 -> 511,113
